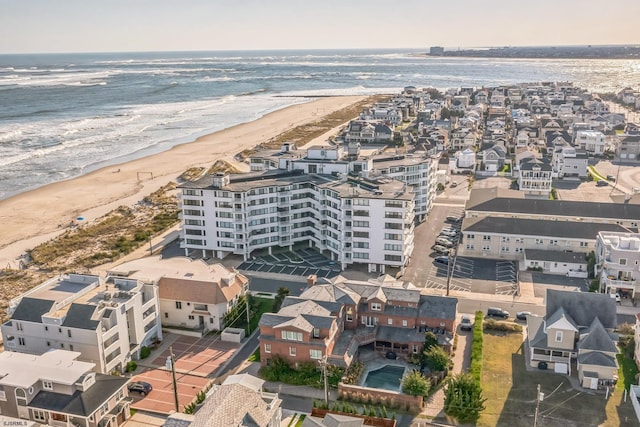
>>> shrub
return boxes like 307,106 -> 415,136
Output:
483,319 -> 523,333
140,346 -> 151,359
195,390 -> 206,404
125,361 -> 137,372
618,322 -> 635,336
470,311 -> 484,382
183,402 -> 196,414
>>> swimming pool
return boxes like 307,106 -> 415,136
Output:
362,365 -> 406,392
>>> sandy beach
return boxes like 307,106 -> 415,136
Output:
0,96 -> 366,269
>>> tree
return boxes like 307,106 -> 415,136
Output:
423,346 -> 451,372
423,331 -> 438,351
586,251 -> 596,278
401,369 -> 430,397
444,373 -> 487,424
273,287 -> 290,312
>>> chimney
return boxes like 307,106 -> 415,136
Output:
307,274 -> 317,287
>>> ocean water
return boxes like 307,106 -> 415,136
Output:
1,49 -> 639,200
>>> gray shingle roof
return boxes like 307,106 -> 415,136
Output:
577,351 -> 617,368
466,191 -> 640,221
546,289 -> 617,329
578,318 -> 618,353
525,249 -> 588,264
62,303 -> 100,330
464,217 -> 629,239
376,325 -> 424,343
29,374 -> 127,417
11,297 -> 55,323
418,295 -> 458,320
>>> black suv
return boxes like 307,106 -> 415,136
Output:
487,307 -> 510,319
128,381 -> 152,396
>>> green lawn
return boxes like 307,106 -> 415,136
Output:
479,331 -> 637,427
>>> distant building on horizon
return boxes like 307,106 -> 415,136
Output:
429,46 -> 445,56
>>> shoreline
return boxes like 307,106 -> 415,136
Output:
0,95 -> 366,269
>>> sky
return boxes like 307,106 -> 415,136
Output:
1,0 -> 638,54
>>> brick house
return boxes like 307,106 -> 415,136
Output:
258,275 -> 457,368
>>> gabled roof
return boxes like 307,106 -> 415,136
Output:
466,188 -> 640,221
11,297 -> 55,323
463,217 -> 628,240
578,318 -> 618,353
546,307 -> 578,332
546,289 -> 617,329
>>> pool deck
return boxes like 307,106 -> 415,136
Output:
359,353 -> 413,392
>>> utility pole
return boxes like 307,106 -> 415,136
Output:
245,293 -> 251,334
318,355 -> 329,405
166,347 -> 180,413
446,249 -> 453,296
533,383 -> 542,427
148,232 -> 153,255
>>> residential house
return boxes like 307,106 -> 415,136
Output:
481,144 -> 506,172
105,257 -> 248,335
523,249 -> 588,276
617,135 -> 640,160
634,313 -> 640,371
551,144 -> 588,178
575,130 -> 606,155
527,290 -> 618,390
0,350 -> 130,427
258,276 -> 458,368
1,273 -> 161,374
517,157 -> 553,197
595,232 -> 640,299
545,131 -> 571,154
163,373 -> 281,427
540,118 -> 565,139
303,413 -> 365,427
450,128 -> 477,151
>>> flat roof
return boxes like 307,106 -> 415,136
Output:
0,350 -> 94,388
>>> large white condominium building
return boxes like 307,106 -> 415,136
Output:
179,168 -> 415,275
596,232 -> 640,298
1,273 -> 161,374
247,143 -> 438,222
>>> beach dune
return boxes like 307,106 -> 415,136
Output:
0,96 -> 365,268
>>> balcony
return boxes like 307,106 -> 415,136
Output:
603,275 -> 637,289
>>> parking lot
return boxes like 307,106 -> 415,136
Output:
238,247 -> 341,278
129,367 -> 211,415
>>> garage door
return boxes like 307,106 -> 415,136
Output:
554,363 -> 568,374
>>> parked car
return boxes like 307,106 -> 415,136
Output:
596,180 -> 608,187
487,307 -> 510,319
433,245 -> 450,255
440,229 -> 458,238
450,182 -> 458,188
435,237 -> 455,248
434,256 -> 449,265
606,175 -> 615,181
128,381 -> 152,396
446,215 -> 461,222
516,311 -> 531,321
460,315 -> 473,331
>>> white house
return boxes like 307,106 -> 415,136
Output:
575,130 -> 606,155
1,273 -> 161,374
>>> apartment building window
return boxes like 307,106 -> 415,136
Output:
385,254 -> 403,262
384,233 -> 402,241
384,243 -> 402,251
385,222 -> 402,230
385,200 -> 403,208
371,303 -> 381,311
535,238 -> 543,245
281,330 -> 303,341
482,245 -> 490,251
353,231 -> 369,238
353,199 -> 369,206
353,252 -> 369,259
353,242 -> 369,249
264,344 -> 271,354
467,234 -> 475,239
549,240 -> 558,245
388,318 -> 393,325
466,244 -> 475,250
483,235 -> 491,241
402,320 -> 408,326
501,246 -> 510,252
42,381 -> 53,390
18,337 -> 25,346
580,241 -> 588,247
176,301 -> 182,309
501,236 -> 510,242
289,347 -> 297,357
353,220 -> 369,228
310,349 -> 322,360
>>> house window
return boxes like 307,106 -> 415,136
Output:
33,410 -> 46,422
281,330 -> 303,341
69,345 -> 74,351
555,331 -> 563,342
371,303 -> 381,311
165,312 -> 169,318
101,403 -> 109,416
413,345 -> 418,354
42,381 -> 53,390
313,328 -> 320,338
289,347 -> 297,357
67,329 -> 72,338
46,341 -> 50,347
482,245 -> 490,251
210,318 -> 214,324
619,258 -> 627,266
346,308 -> 353,322
16,322 -> 23,331
310,349 -> 322,360
264,344 -> 271,354
175,301 -> 182,309
188,315 -> 195,320
18,337 -> 25,346
44,326 -> 48,332
402,320 -> 408,327
388,318 -> 393,325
